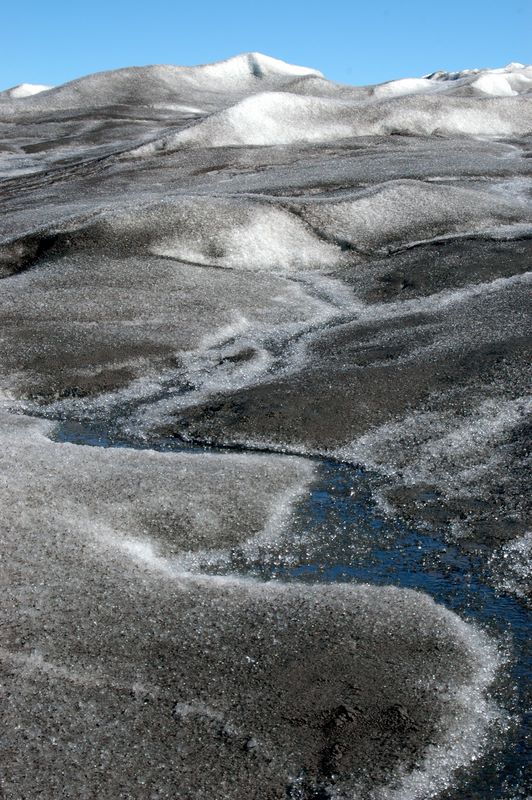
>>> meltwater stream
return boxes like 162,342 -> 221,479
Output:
54,419 -> 530,799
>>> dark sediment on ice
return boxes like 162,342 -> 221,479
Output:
1,54 -> 530,799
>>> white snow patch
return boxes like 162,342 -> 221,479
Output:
1,82 -> 53,98
372,77 -> 436,99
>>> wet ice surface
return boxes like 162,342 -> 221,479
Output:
50,419 -> 530,799
1,53 -> 531,799
270,462 -> 531,800
0,410 -> 506,800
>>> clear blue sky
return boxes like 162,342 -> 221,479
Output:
2,0 -> 530,90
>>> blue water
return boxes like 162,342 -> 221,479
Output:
53,420 -> 531,799
271,461 -> 531,799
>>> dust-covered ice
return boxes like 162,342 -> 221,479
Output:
0,53 -> 530,798
0,412 -> 503,799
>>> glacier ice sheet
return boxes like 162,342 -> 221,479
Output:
1,53 -> 530,799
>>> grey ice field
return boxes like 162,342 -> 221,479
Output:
0,54 -> 530,799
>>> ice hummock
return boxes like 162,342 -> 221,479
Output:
0,82 -> 53,98
0,53 -> 322,114
1,55 -> 531,144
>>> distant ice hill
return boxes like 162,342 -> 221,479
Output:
0,82 -> 54,98
1,54 -> 530,145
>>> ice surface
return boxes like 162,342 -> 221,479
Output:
0,53 -> 322,116
135,90 -> 532,150
0,410 -> 315,563
299,179 -> 528,253
161,266 -> 530,556
0,411 -> 502,799
0,242 -> 343,402
103,196 -> 343,270
488,531 -> 531,603
339,395 -> 531,523
1,53 -> 529,798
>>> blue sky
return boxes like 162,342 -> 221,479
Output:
2,0 -> 530,89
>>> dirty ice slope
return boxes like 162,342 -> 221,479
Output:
0,54 -> 530,799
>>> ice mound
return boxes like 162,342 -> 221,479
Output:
470,72 -> 528,97
151,89 -> 532,150
489,531 -> 531,603
372,77 -> 438,99
0,82 -> 53,99
299,179 -> 528,253
2,55 -> 530,147
427,62 -> 532,91
182,51 -> 323,82
82,196 -> 343,270
365,93 -> 532,137
377,63 -> 532,98
58,177 -> 527,282
344,396 -> 530,493
339,394 -> 531,541
0,411 -> 315,563
0,412 -> 502,799
150,201 -> 340,269
171,92 -> 357,147
0,53 -> 322,115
